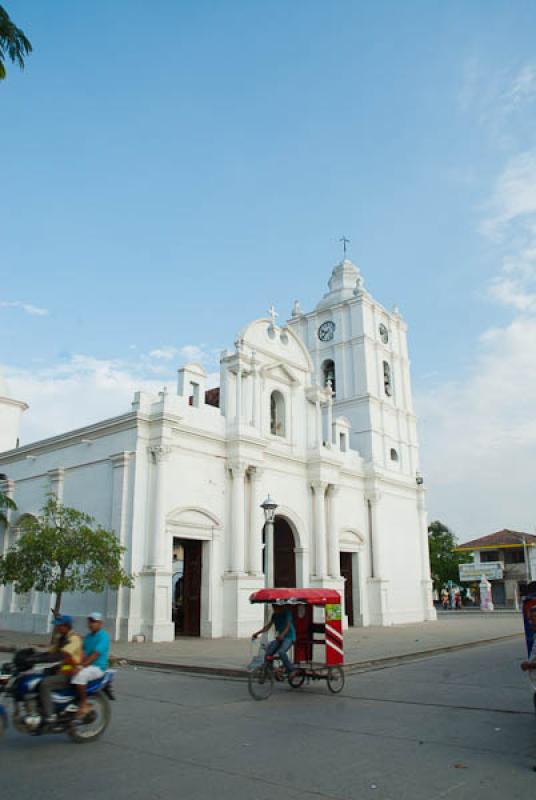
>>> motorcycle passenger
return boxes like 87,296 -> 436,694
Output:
38,614 -> 82,725
72,612 -> 110,718
252,604 -> 298,678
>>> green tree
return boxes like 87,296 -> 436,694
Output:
428,519 -> 471,592
0,495 -> 133,615
0,4 -> 32,80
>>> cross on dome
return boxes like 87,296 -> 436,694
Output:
339,236 -> 350,258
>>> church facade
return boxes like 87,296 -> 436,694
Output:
0,258 -> 436,641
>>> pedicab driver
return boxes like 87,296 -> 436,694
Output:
253,604 -> 298,678
72,612 -> 110,717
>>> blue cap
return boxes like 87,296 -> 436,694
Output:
53,614 -> 73,627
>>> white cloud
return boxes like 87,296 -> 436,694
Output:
2,346 -> 221,445
0,301 -> 49,317
420,136 -> 536,537
3,356 -> 165,443
481,150 -> 536,237
148,346 -> 178,360
458,59 -> 536,148
417,317 -> 536,538
479,151 -> 536,316
502,63 -> 536,110
148,344 -> 209,362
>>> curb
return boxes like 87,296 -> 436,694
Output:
0,632 -> 523,680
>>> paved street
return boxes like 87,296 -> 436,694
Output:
0,612 -> 523,675
1,639 -> 535,800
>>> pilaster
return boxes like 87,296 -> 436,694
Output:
47,467 -> 65,503
311,480 -> 328,578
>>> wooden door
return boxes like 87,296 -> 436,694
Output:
340,552 -> 354,626
274,519 -> 296,588
182,539 -> 202,636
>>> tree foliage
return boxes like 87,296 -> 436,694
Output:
0,495 -> 133,614
428,519 -> 471,592
0,4 -> 32,80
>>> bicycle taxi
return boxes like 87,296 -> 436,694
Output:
247,587 -> 345,700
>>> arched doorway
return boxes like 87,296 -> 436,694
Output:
274,516 -> 296,588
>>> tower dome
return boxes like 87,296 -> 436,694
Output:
315,259 -> 362,311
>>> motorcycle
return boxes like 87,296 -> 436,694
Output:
0,648 -> 116,744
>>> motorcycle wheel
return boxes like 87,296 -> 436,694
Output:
67,694 -> 111,744
247,665 -> 274,701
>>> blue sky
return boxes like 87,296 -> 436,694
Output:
2,1 -> 536,537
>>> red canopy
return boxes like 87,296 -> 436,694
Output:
249,588 -> 341,606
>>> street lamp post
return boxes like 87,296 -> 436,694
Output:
261,494 -> 278,589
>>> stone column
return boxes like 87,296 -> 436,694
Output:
315,400 -> 322,447
108,452 -> 131,637
47,467 -> 65,503
311,481 -> 328,578
248,467 -> 263,575
230,462 -> 247,573
366,491 -> 383,579
148,444 -> 171,569
235,369 -> 242,423
327,485 -> 341,578
417,486 -> 436,620
250,353 -> 258,427
326,382 -> 334,447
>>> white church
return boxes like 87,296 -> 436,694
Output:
0,257 -> 436,641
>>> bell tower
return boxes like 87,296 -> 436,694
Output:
288,258 -> 419,476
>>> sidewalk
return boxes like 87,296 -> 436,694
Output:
0,613 -> 525,678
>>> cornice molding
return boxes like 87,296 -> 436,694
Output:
0,412 -> 140,462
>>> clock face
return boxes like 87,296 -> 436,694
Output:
379,323 -> 389,344
318,320 -> 335,342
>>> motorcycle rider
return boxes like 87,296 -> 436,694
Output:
37,614 -> 82,725
71,612 -> 110,718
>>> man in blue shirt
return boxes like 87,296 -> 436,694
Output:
253,604 -> 297,677
71,612 -> 110,717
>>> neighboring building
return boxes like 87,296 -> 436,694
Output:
0,258 -> 436,641
455,530 -> 536,607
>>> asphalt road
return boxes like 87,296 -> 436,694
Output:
1,639 -> 535,800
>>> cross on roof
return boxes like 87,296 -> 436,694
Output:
268,304 -> 278,327
340,236 -> 350,258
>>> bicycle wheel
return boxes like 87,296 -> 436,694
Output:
326,666 -> 345,694
248,665 -> 274,701
288,670 -> 306,689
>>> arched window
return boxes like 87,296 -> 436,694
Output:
322,359 -> 336,397
390,448 -> 399,462
270,390 -> 286,437
383,361 -> 392,397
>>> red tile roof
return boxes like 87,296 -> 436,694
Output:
456,529 -> 536,551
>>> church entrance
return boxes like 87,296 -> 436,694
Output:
173,538 -> 202,637
340,552 -> 354,626
274,517 -> 296,588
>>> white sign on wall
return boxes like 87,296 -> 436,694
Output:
459,562 -> 503,582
